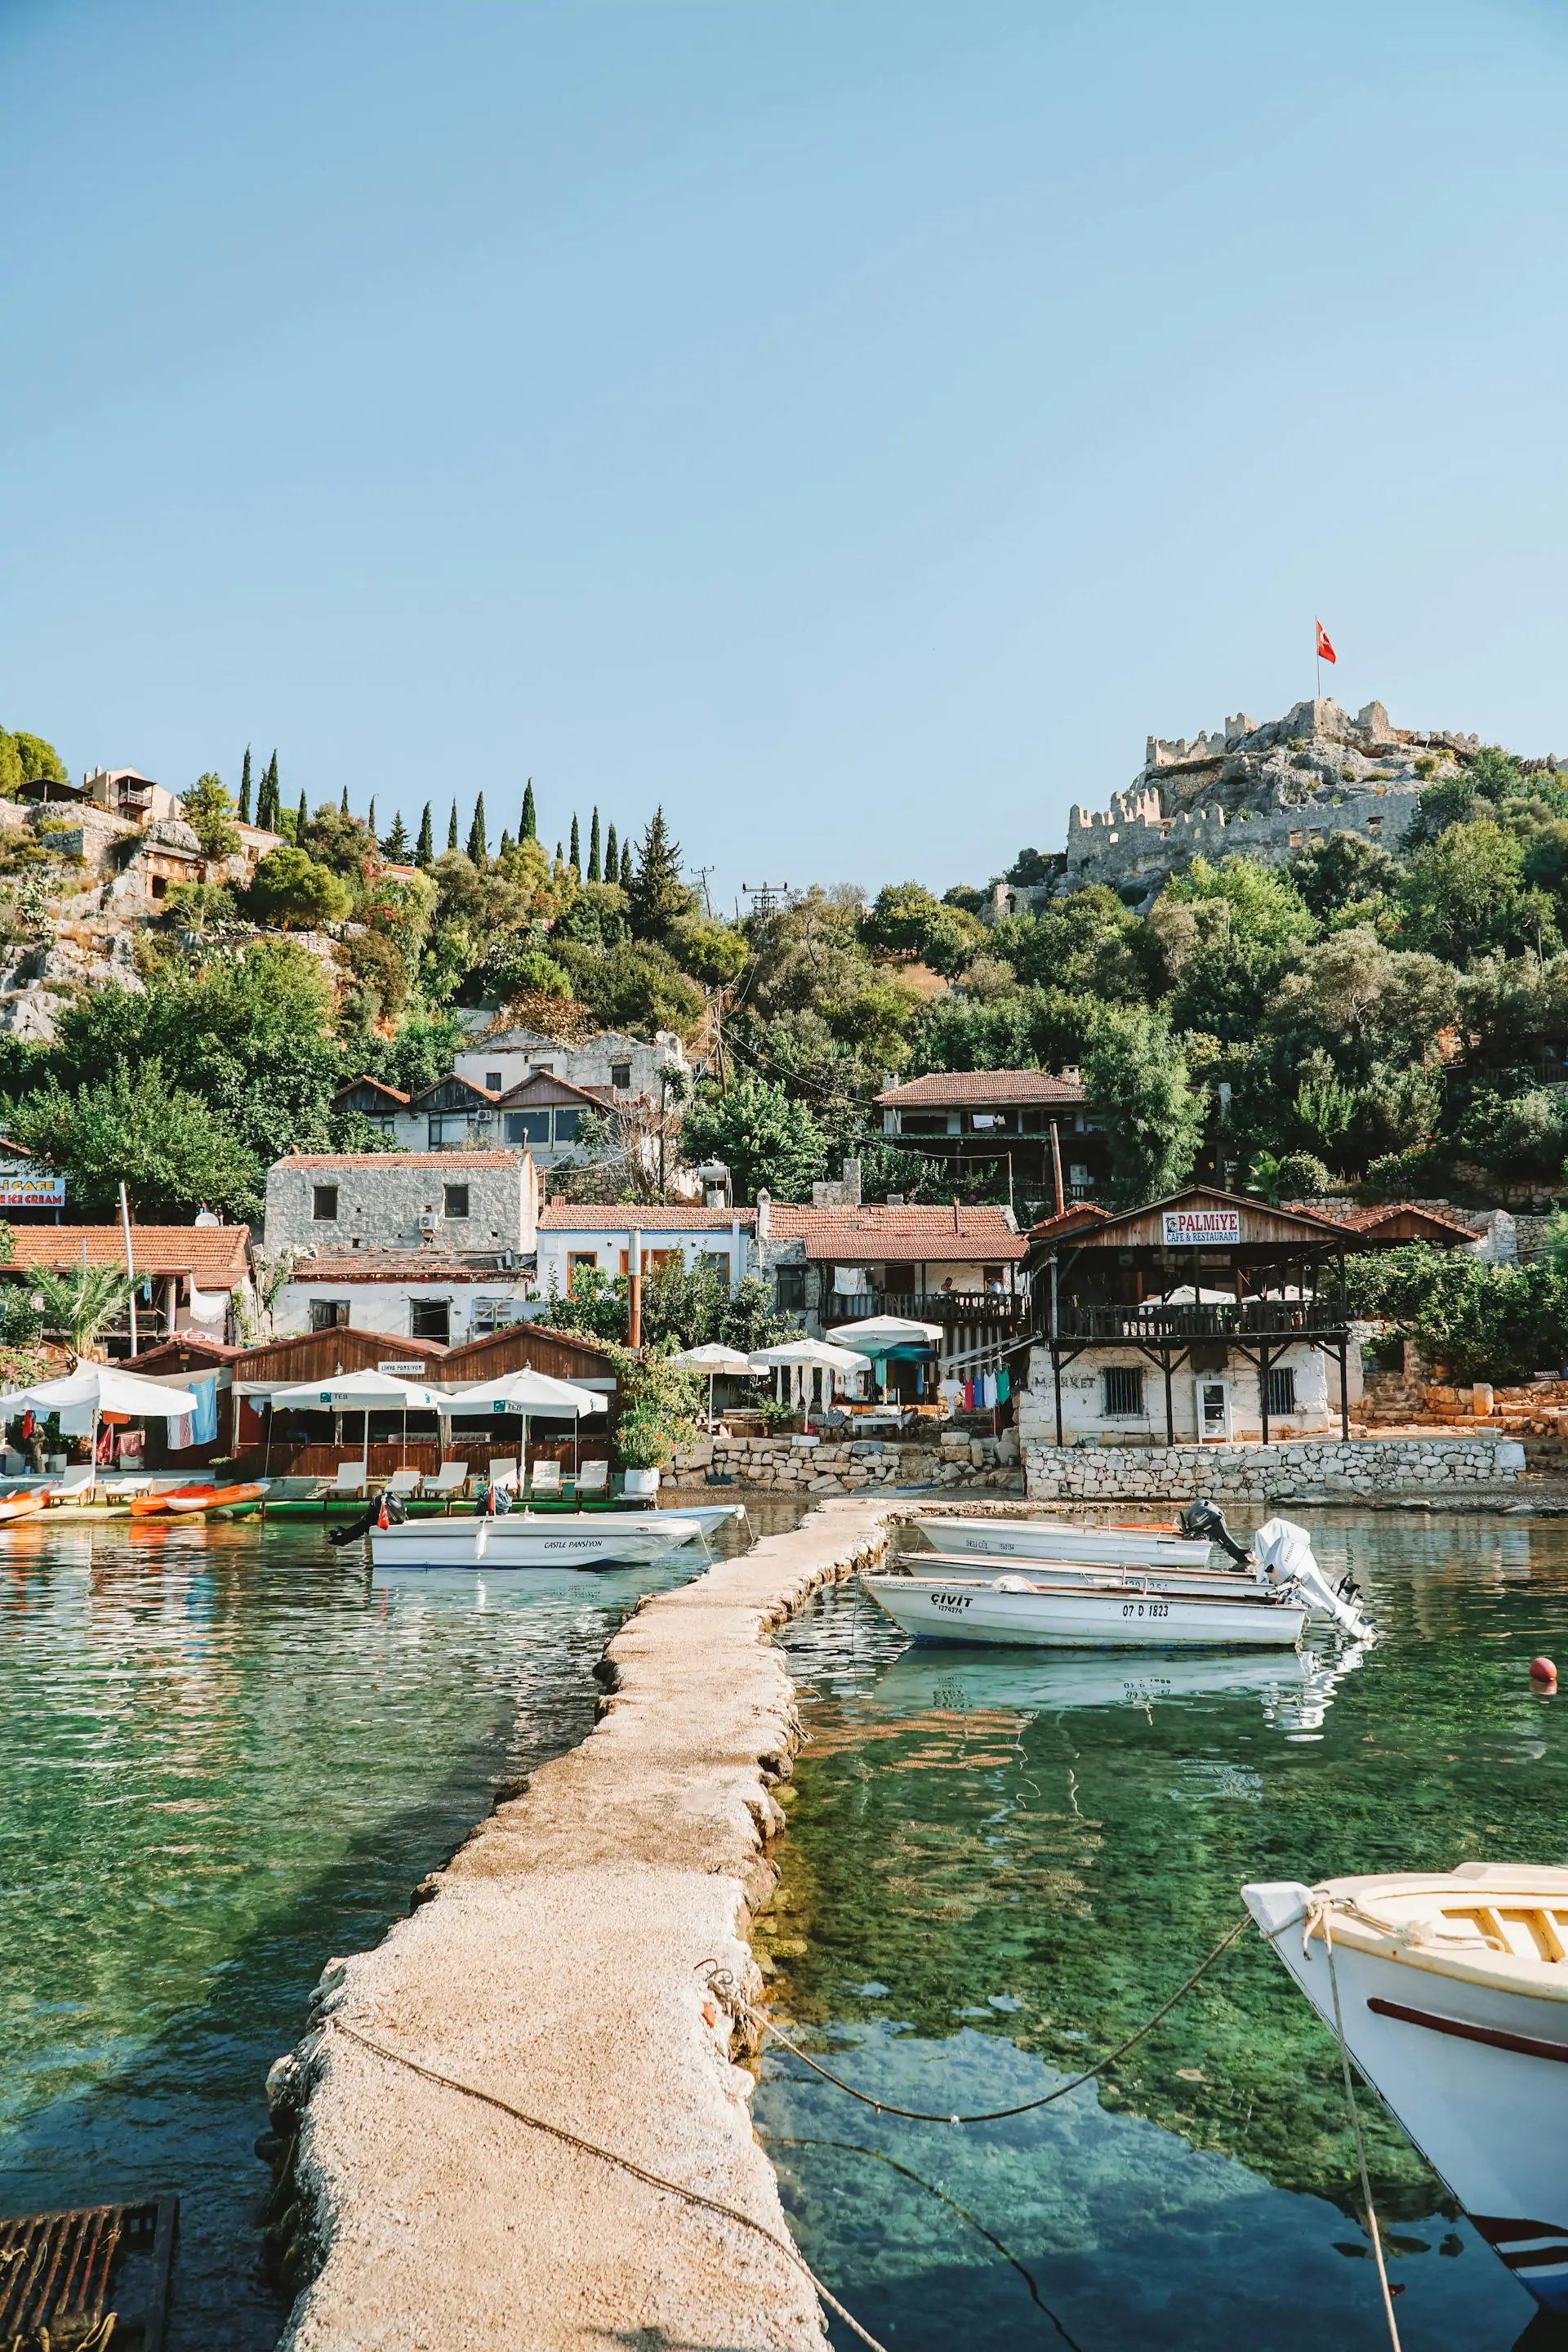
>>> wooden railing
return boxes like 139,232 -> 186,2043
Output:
822,1290 -> 1030,1332
1049,1300 -> 1350,1343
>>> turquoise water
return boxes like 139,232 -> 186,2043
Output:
759,1514 -> 1568,2351
0,1506 -> 780,2350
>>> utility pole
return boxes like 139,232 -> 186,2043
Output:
119,1181 -> 138,1356
693,865 -> 715,917
741,881 -> 790,915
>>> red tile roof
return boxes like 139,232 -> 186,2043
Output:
332,1075 -> 411,1107
875,1069 -> 1085,1108
274,1152 -> 522,1169
1027,1202 -> 1112,1241
2,1223 -> 252,1289
767,1203 -> 1027,1263
1296,1200 -> 1478,1243
283,1254 -> 525,1282
539,1204 -> 756,1231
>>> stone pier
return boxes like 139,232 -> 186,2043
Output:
268,1498 -> 895,2351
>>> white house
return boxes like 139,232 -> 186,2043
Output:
451,1024 -> 687,1099
535,1204 -> 756,1303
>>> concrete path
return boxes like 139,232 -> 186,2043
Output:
272,1498 -> 893,2352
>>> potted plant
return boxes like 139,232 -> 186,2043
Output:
616,1407 -> 668,1498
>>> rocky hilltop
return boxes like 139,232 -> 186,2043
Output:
1042,696 -> 1557,907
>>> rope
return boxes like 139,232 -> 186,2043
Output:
706,1912 -> 1252,2124
1321,1916 -> 1404,2352
330,2019 -> 891,2352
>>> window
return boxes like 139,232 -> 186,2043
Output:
309,1298 -> 350,1330
1069,1163 -> 1092,1187
428,1115 -> 473,1147
484,1071 -> 503,1093
567,1250 -> 599,1295
149,874 -> 168,900
530,1062 -> 555,1076
610,1061 -> 632,1090
775,1263 -> 809,1312
410,1298 -> 451,1343
443,1183 -> 470,1220
900,1114 -> 950,1136
552,1107 -> 582,1143
699,1250 -> 732,1274
1102,1366 -> 1144,1418
505,1110 -> 551,1146
1265,1366 -> 1298,1417
312,1184 -> 339,1222
968,1111 -> 1008,1132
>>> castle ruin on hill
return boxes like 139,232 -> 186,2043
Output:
1009,694 -> 1553,911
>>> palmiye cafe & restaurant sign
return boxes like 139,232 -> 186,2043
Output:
1160,1207 -> 1241,1247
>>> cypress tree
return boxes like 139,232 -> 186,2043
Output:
448,800 -> 460,852
521,778 -> 537,840
588,808 -> 601,883
499,827 -> 514,859
340,785 -> 350,817
367,796 -> 376,840
467,793 -> 488,865
416,804 -> 434,866
555,840 -> 564,866
258,751 -> 279,831
238,746 -> 252,823
296,788 -> 309,840
568,813 -> 581,874
620,840 -> 632,891
604,822 -> 617,884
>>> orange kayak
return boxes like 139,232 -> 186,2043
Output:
0,1490 -> 52,1525
131,1483 -> 267,1519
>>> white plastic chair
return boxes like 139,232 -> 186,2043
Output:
487,1458 -> 521,1494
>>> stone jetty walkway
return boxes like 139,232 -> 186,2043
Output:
273,1498 -> 894,2351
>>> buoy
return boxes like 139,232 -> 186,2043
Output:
1530,1655 -> 1557,1688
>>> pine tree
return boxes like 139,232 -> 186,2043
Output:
620,840 -> 632,890
340,785 -> 350,817
568,813 -> 581,874
448,800 -> 460,852
627,807 -> 692,935
588,808 -> 601,883
367,796 -> 376,841
385,811 -> 409,859
416,804 -> 434,866
467,793 -> 488,865
238,746 -> 252,823
604,822 -> 617,884
521,778 -> 537,840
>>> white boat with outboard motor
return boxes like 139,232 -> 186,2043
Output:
862,1570 -> 1307,1649
890,1517 -> 1373,1642
911,1513 -> 1213,1570
1245,1864 -> 1568,2315
370,1509 -> 708,1570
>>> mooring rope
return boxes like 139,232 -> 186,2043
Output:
1321,1915 -> 1404,2352
332,2019 -> 893,2352
705,1911 -> 1253,2124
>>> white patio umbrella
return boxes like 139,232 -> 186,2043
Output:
747,1338 -> 872,1429
827,1316 -> 945,1348
440,1366 -> 605,1491
0,1365 -> 202,1494
669,1343 -> 757,1426
269,1368 -> 457,1483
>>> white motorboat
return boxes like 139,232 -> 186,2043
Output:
1244,1864 -> 1568,2315
893,1517 -> 1374,1642
862,1572 -> 1306,1650
370,1511 -> 707,1570
911,1515 -> 1214,1570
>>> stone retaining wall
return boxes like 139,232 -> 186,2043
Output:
670,1429 -> 1022,1495
1023,1436 -> 1526,1500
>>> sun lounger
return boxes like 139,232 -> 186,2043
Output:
331,1463 -> 368,1498
576,1458 -> 609,1498
487,1458 -> 521,1494
424,1459 -> 470,1503
54,1464 -> 99,1500
385,1468 -> 423,1498
528,1460 -> 562,1499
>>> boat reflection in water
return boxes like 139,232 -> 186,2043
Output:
866,1637 -> 1367,1739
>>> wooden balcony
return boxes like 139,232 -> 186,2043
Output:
1050,1299 -> 1350,1345
822,1289 -> 1031,1334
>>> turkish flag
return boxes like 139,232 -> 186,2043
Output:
1316,621 -> 1337,663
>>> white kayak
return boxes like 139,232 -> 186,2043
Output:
371,1511 -> 707,1570
862,1572 -> 1306,1650
1245,1864 -> 1568,2315
911,1515 -> 1213,1570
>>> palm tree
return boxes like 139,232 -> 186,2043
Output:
35,1265 -> 135,1361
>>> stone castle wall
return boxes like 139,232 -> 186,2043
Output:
1063,782 -> 1423,895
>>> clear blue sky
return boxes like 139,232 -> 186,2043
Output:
4,0 -> 1567,904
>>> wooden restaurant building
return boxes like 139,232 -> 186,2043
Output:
1025,1186 -> 1469,1449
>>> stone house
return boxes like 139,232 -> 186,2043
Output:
450,1023 -> 688,1100
535,1204 -> 756,1302
873,1068 -> 1106,1218
264,1149 -> 539,1345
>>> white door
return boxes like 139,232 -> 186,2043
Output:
1195,1377 -> 1231,1441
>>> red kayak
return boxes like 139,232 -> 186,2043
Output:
130,1483 -> 266,1519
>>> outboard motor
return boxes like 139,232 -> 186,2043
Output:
1179,1499 -> 1252,1569
328,1488 -> 408,1547
1253,1516 -> 1374,1640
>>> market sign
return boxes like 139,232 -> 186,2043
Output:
1161,1207 -> 1241,1247
0,1166 -> 65,1209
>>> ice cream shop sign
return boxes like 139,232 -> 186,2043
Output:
1160,1206 -> 1241,1247
0,1162 -> 64,1210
